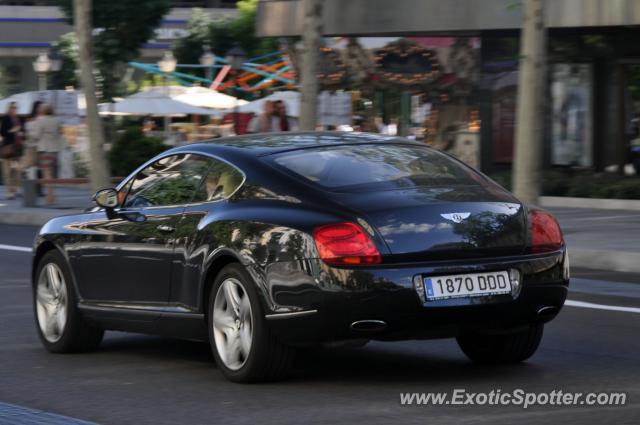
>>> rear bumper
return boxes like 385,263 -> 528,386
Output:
261,250 -> 569,345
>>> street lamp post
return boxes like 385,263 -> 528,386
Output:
33,52 -> 51,91
199,45 -> 216,85
158,50 -> 177,78
49,45 -> 62,73
157,51 -> 177,138
33,46 -> 63,91
225,43 -> 247,135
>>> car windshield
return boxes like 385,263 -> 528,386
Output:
272,144 -> 485,191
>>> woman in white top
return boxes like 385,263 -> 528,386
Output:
32,104 -> 65,205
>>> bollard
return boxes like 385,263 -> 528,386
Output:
22,167 -> 38,208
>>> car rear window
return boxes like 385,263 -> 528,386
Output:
272,144 -> 485,191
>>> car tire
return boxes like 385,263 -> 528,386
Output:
208,263 -> 295,383
456,324 -> 544,364
33,250 -> 104,353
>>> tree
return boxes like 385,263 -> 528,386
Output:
228,0 -> 277,57
57,0 -> 170,100
109,127 -> 167,177
50,32 -> 79,89
173,8 -> 220,68
299,0 -> 323,131
629,65 -> 640,101
512,0 -> 546,205
173,1 -> 278,86
74,0 -> 110,191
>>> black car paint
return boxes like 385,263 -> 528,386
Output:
32,133 -> 569,344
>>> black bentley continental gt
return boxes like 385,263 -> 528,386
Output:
32,132 -> 569,382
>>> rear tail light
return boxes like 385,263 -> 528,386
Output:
313,222 -> 382,266
530,209 -> 563,253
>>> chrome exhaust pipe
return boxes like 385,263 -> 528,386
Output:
536,306 -> 559,319
350,320 -> 387,333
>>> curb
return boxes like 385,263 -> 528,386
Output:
570,249 -> 640,274
541,196 -> 640,211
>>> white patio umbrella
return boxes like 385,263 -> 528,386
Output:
0,93 -> 32,115
100,89 -> 218,117
173,86 -> 247,110
0,90 -> 73,115
234,91 -> 300,117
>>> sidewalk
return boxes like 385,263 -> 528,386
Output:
0,185 -> 89,226
0,185 -> 639,274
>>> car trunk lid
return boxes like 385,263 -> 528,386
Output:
331,185 -> 527,261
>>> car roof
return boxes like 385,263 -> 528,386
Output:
173,132 -> 421,158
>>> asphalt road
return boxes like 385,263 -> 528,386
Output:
0,224 -> 638,425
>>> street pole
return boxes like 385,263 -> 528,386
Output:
512,0 -> 546,206
164,76 -> 170,139
74,0 -> 111,191
158,51 -> 177,142
233,72 -> 239,135
224,44 -> 246,136
37,74 -> 47,91
299,0 -> 323,131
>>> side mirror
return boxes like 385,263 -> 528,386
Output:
93,188 -> 119,209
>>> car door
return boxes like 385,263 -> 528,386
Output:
170,157 -> 246,310
72,153 -> 213,305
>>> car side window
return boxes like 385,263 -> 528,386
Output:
123,154 -> 213,208
195,159 -> 244,202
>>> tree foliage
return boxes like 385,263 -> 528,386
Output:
51,32 -> 79,89
173,1 -> 278,78
109,127 -> 167,177
56,0 -> 171,100
629,65 -> 640,101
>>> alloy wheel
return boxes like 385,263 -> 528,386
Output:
212,278 -> 253,371
36,263 -> 68,343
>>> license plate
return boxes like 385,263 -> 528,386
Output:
423,271 -> 511,301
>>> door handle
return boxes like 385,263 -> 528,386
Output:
156,224 -> 175,233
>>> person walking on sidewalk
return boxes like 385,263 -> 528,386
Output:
0,102 -> 25,200
31,104 -> 65,205
24,101 -> 44,195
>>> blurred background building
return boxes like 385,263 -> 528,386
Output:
0,1 -> 238,95
257,0 -> 640,173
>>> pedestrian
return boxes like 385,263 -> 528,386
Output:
31,104 -> 65,205
247,100 -> 276,133
24,101 -> 44,194
274,100 -> 298,132
0,102 -> 25,200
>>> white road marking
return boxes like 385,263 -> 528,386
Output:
0,244 -> 32,253
566,299 -> 640,314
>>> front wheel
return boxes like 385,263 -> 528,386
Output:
33,250 -> 104,353
457,324 -> 544,364
208,264 -> 294,382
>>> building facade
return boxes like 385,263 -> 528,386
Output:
0,1 -> 238,96
257,0 -> 640,172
